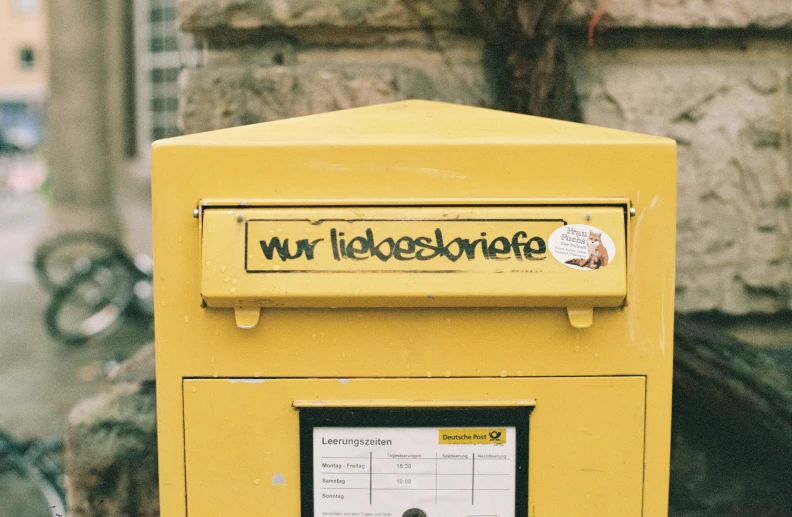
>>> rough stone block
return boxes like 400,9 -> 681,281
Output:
65,344 -> 158,517
567,0 -> 792,28
573,45 -> 792,313
177,0 -> 467,31
179,41 -> 495,133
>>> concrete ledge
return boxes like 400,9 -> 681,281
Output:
177,0 -> 469,32
178,0 -> 792,33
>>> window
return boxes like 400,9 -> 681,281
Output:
148,7 -> 176,23
14,0 -> 39,14
139,0 -> 193,143
19,47 -> 35,69
149,36 -> 177,52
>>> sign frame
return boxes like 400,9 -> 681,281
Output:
298,406 -> 533,517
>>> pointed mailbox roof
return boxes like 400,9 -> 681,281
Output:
162,100 -> 671,147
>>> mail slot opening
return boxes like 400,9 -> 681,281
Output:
200,204 -> 628,329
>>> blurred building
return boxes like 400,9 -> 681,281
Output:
41,0 -> 191,248
134,0 -> 184,152
0,0 -> 47,152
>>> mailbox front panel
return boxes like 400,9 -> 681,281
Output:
183,377 -> 646,517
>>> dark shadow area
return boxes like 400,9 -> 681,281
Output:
671,316 -> 792,517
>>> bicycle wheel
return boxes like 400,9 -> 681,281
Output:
131,254 -> 155,318
0,433 -> 66,517
34,232 -> 125,292
45,258 -> 136,345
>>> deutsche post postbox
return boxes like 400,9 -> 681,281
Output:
152,100 -> 676,517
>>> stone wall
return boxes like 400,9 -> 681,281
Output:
180,35 -> 492,132
175,0 -> 792,319
65,344 -> 158,517
573,38 -> 791,314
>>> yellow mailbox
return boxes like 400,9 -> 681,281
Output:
152,100 -> 676,517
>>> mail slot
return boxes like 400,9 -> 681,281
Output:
152,100 -> 677,517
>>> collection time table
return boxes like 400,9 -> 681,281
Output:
312,427 -> 519,517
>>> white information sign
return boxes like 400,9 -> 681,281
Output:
313,426 -> 517,517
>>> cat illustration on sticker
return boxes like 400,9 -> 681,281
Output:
549,224 -> 616,271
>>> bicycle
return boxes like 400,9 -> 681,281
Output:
34,232 -> 154,345
0,431 -> 66,517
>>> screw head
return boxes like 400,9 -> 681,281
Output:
193,208 -> 200,218
630,207 -> 636,217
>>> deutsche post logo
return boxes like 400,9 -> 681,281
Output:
438,428 -> 507,445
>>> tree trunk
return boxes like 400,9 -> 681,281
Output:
469,0 -> 581,121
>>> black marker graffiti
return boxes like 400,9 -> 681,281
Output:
259,228 -> 546,263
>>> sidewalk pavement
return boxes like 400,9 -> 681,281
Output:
0,171 -> 147,441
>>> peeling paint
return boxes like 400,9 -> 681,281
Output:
271,473 -> 286,485
229,378 -> 268,384
338,378 -> 350,384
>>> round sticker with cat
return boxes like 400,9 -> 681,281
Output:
549,224 -> 616,270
